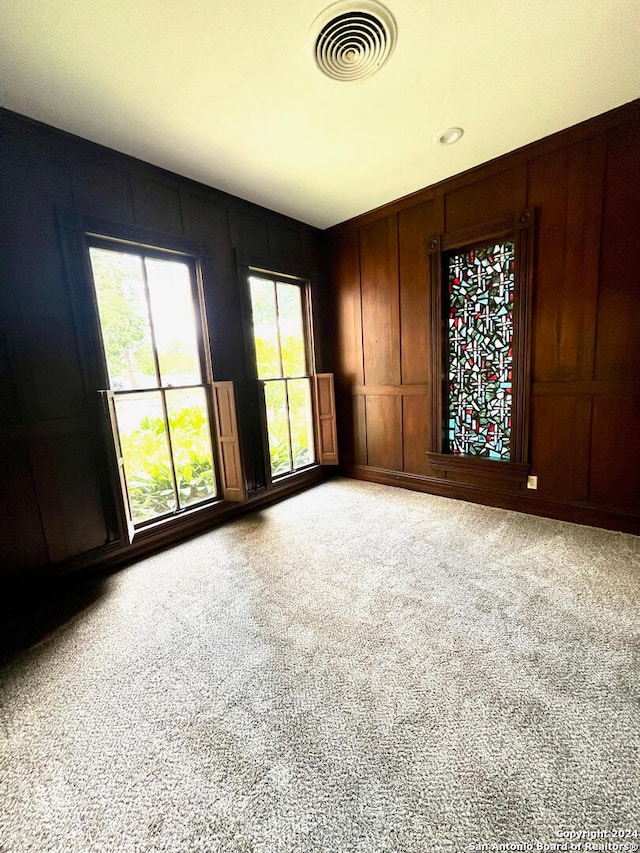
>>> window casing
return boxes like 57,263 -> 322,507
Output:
427,210 -> 535,487
246,271 -> 317,481
87,239 -> 220,529
57,209 -> 249,546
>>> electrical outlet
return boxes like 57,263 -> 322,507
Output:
527,475 -> 538,490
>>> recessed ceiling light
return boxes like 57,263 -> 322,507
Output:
435,127 -> 464,145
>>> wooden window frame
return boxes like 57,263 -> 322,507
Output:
254,271 -> 316,481
426,209 -> 535,488
58,210 -> 245,546
238,255 -> 338,493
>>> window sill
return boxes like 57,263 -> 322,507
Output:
130,496 -> 225,542
271,463 -> 319,484
426,452 -> 529,492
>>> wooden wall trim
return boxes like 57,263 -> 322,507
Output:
427,209 -> 534,465
344,465 -> 640,536
351,384 -> 428,396
426,453 -> 529,491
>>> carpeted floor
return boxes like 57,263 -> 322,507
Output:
1,478 -> 639,852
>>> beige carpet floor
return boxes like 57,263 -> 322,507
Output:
1,478 -> 639,852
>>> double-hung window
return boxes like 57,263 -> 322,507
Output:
88,241 -> 219,528
247,273 -> 316,478
61,210 -> 330,543
244,268 -> 338,484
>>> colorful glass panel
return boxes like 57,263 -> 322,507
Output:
446,241 -> 515,459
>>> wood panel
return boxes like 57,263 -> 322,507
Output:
402,395 -> 432,476
563,138 -> 606,379
330,229 -> 363,385
0,440 -> 48,577
132,178 -> 184,234
334,385 -> 366,468
352,394 -> 367,467
528,138 -> 605,383
7,181 -> 86,422
589,396 -> 640,509
529,395 -> 591,502
71,160 -> 134,223
398,200 -> 444,385
527,147 -> 568,381
594,121 -> 640,382
365,395 -> 402,471
28,431 -> 110,563
445,167 -> 525,232
532,381 -> 640,396
231,210 -> 270,257
181,194 -> 242,381
269,222 -> 304,265
352,384 -> 428,396
360,216 -> 400,386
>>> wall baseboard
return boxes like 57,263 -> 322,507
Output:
343,465 -> 640,536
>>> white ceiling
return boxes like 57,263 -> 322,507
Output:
1,0 -> 638,229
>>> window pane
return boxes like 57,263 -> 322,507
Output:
145,258 -> 201,387
89,248 -> 157,390
276,283 -> 306,377
446,241 -> 515,460
288,378 -> 314,469
115,392 -> 176,523
264,380 -> 291,476
166,388 -> 217,509
249,276 -> 281,379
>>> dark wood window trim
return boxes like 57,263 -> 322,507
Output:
236,253 -> 337,493
426,210 -> 535,488
57,208 -> 246,547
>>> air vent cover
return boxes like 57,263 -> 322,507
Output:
312,1 -> 397,82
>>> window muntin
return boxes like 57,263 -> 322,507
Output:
445,240 -> 515,460
89,245 -> 217,525
248,275 -> 315,478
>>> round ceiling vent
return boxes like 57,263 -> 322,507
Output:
311,1 -> 397,82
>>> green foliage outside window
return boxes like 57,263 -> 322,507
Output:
121,406 -> 215,522
93,253 -> 316,518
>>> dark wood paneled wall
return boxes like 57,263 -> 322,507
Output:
327,99 -> 640,534
0,109 -> 325,583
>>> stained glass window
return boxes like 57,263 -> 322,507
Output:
445,240 -> 515,460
